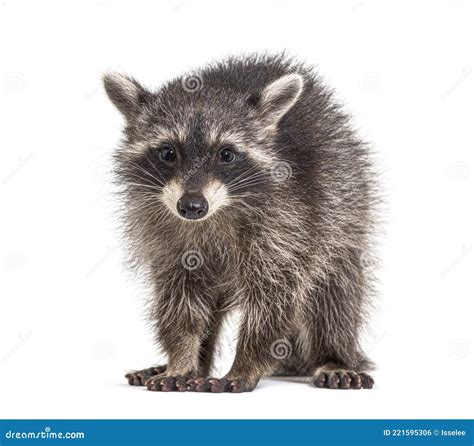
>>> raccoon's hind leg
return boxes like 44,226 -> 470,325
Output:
305,271 -> 375,390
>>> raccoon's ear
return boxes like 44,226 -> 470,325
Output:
253,73 -> 304,128
103,72 -> 149,121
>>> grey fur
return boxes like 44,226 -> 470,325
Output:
104,53 -> 379,392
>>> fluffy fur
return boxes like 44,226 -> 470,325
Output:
104,53 -> 379,392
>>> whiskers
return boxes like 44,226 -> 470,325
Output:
127,190 -> 169,240
226,162 -> 295,194
117,158 -> 170,237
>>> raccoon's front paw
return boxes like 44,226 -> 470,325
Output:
313,370 -> 374,389
186,377 -> 257,393
125,365 -> 167,386
145,375 -> 188,392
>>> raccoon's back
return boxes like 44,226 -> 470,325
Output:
200,53 -> 306,94
203,55 -> 375,213
202,53 -> 367,170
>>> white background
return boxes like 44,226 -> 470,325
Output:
1,0 -> 473,419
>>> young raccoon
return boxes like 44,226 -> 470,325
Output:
104,54 -> 378,393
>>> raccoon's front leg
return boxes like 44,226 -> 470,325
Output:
126,331 -> 205,391
145,312 -> 215,391
125,321 -> 222,388
145,329 -> 203,392
127,314 -> 222,390
221,316 -> 290,392
139,272 -> 218,391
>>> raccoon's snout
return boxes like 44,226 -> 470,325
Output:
177,193 -> 209,220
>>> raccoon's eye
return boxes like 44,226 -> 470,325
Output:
158,144 -> 177,163
218,147 -> 235,163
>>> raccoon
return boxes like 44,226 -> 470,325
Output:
104,53 -> 378,392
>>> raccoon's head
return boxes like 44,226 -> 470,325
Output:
104,71 -> 303,223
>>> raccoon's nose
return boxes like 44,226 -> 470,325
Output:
177,193 -> 209,220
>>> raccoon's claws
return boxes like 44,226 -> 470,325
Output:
125,365 -> 167,386
313,370 -> 374,389
186,377 -> 255,393
145,375 -> 188,392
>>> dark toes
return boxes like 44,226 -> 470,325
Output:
126,371 -> 149,386
208,378 -> 229,393
175,377 -> 187,392
348,372 -> 362,389
195,378 -> 211,392
160,377 -> 176,392
313,372 -> 327,388
186,377 -> 208,392
186,378 -> 251,393
125,373 -> 141,386
229,379 -> 249,393
145,375 -> 188,392
187,378 -> 229,392
360,373 -> 374,389
338,372 -> 351,389
146,377 -> 161,391
327,372 -> 340,389
186,378 -> 198,392
125,365 -> 167,386
313,370 -> 374,389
